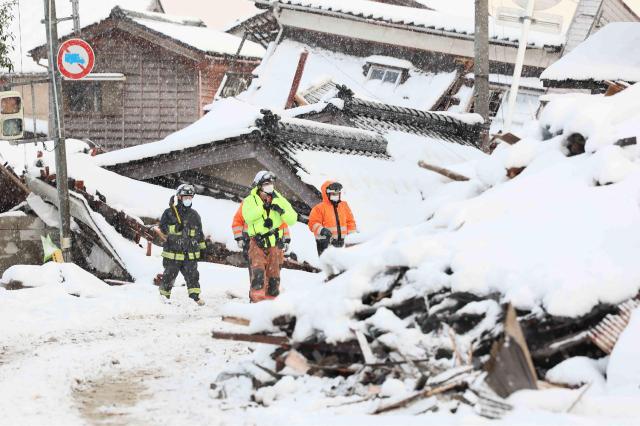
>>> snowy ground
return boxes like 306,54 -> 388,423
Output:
2,263 -> 639,425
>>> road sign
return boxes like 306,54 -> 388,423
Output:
57,38 -> 95,80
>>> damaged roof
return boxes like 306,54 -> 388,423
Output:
240,40 -> 458,111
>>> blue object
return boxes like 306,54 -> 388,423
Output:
64,53 -> 85,65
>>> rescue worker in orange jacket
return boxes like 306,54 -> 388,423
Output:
308,181 -> 357,256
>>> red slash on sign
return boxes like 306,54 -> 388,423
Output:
57,38 -> 95,80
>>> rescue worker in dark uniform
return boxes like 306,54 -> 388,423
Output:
158,183 -> 207,305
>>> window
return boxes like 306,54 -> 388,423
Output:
367,66 -> 402,85
63,81 -> 124,115
219,73 -> 252,98
65,81 -> 101,113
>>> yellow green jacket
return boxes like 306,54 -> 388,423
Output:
242,187 -> 297,246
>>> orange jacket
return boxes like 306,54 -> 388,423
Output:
232,202 -> 290,240
308,181 -> 357,240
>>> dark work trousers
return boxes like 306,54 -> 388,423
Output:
248,239 -> 283,302
160,258 -> 201,298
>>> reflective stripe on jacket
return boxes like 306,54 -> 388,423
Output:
308,180 -> 357,241
232,202 -> 290,240
159,202 -> 206,261
241,188 -> 297,247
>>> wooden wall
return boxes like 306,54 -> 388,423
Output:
596,0 -> 640,28
62,29 -> 201,151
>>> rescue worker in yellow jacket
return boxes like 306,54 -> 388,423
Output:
242,171 -> 297,302
308,181 -> 357,256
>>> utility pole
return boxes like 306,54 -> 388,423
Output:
71,0 -> 80,35
43,0 -> 72,261
473,0 -> 490,151
504,0 -> 535,132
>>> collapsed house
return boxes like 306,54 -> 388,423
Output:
95,90 -> 483,222
207,83 -> 640,416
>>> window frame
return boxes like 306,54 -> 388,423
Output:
366,65 -> 403,86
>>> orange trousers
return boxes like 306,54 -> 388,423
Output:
248,239 -> 284,302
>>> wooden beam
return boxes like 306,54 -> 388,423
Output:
211,331 -> 291,346
418,161 -> 470,181
112,139 -> 259,180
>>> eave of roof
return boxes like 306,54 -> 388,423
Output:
29,7 -> 264,63
258,0 -> 563,50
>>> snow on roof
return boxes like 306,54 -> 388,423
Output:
3,0 -> 159,73
129,15 -> 265,58
240,40 -> 457,111
3,1 -> 264,74
541,23 -> 640,83
229,87 -> 640,343
95,98 -> 263,167
265,0 -> 566,47
365,55 -> 414,70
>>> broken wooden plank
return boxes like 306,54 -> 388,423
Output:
418,161 -> 470,182
373,379 -> 467,414
485,304 -> 538,398
212,331 -> 290,347
354,330 -> 377,364
0,163 -> 30,196
221,316 -> 251,326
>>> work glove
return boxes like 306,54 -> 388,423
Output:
236,237 -> 245,250
271,204 -> 285,216
319,227 -> 332,240
264,217 -> 274,229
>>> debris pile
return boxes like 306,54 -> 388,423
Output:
212,266 -> 639,416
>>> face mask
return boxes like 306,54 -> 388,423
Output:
262,184 -> 274,194
182,199 -> 192,207
329,194 -> 340,202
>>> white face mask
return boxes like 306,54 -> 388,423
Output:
182,199 -> 192,207
329,194 -> 340,202
262,184 -> 274,194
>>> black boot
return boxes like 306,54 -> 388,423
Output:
267,277 -> 280,297
251,269 -> 265,290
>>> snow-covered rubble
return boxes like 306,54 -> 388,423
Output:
213,84 -> 640,419
1,263 -> 111,297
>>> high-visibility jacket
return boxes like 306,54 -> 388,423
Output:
159,202 -> 207,261
242,188 -> 297,247
232,202 -> 290,240
308,180 -> 357,242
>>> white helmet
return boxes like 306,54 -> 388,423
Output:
176,183 -> 195,197
252,170 -> 276,187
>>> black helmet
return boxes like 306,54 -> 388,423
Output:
326,182 -> 343,194
176,183 -> 195,197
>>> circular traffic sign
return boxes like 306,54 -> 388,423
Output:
57,38 -> 95,80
